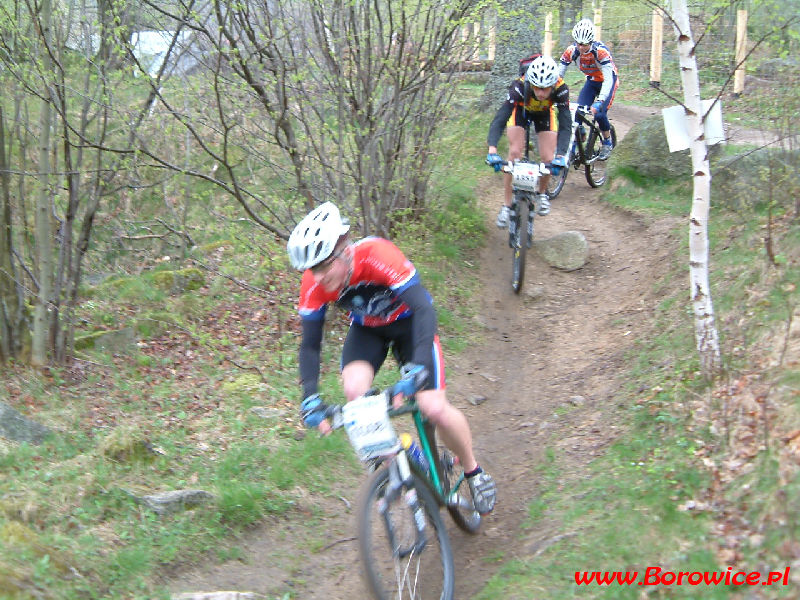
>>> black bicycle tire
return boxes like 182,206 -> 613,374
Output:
511,197 -> 528,294
441,449 -> 482,534
584,123 -> 616,188
546,162 -> 569,199
357,467 -> 455,600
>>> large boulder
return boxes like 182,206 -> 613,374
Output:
712,147 -> 800,210
611,114 -> 722,180
0,402 -> 51,445
534,230 -> 589,271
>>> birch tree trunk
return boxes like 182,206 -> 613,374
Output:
32,0 -> 54,366
671,0 -> 722,378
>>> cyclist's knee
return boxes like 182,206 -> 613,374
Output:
415,389 -> 450,423
341,361 -> 374,401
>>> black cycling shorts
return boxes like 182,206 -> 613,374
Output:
341,319 -> 445,391
508,104 -> 558,134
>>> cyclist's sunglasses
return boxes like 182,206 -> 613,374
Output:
310,247 -> 345,274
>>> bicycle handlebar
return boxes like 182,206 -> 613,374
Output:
326,366 -> 430,429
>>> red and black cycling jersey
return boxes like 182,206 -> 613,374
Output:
296,237 -> 439,397
487,76 -> 572,156
297,237 -> 429,326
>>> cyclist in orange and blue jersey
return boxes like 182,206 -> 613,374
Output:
486,56 -> 572,228
287,202 -> 497,515
557,18 -> 619,160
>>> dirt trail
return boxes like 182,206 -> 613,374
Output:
166,103 -> 679,599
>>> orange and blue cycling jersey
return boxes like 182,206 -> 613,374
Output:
559,41 -> 618,82
297,237 -> 428,327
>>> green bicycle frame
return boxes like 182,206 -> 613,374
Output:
412,411 -> 466,506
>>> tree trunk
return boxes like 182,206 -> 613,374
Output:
0,106 -> 26,362
558,1 -> 582,49
32,0 -> 54,367
481,2 -> 546,109
671,0 -> 722,378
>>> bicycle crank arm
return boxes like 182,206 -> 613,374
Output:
447,494 -> 475,512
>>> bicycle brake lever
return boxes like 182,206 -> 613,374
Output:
327,405 -> 344,429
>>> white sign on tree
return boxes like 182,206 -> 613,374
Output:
661,99 -> 725,152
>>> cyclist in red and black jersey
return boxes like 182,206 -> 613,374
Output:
287,202 -> 497,515
486,56 -> 572,228
557,18 -> 619,159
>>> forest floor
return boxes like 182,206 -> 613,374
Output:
164,104 -> 772,600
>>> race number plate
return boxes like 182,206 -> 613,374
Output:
511,162 -> 541,192
342,393 -> 399,461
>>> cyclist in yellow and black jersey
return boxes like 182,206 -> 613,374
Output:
486,56 -> 572,227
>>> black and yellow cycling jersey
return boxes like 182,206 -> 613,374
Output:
487,76 -> 572,156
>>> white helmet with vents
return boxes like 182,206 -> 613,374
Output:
526,56 -> 559,88
572,19 -> 596,44
287,202 -> 350,270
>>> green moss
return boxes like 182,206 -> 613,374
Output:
73,330 -> 107,350
135,311 -> 181,338
1,521 -> 73,575
221,373 -> 267,399
152,267 -> 205,292
97,426 -> 157,464
0,558 -> 36,599
196,239 -> 234,253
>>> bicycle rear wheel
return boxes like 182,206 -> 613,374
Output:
584,124 -> 617,188
358,467 -> 455,600
510,197 -> 528,294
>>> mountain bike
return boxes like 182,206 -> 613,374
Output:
491,157 -> 547,294
546,103 -> 618,199
328,366 -> 481,600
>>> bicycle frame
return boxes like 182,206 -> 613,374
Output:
385,401 -> 467,509
560,104 -> 596,168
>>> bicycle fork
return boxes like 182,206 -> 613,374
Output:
508,200 -> 518,248
509,196 -> 534,249
380,453 -> 428,558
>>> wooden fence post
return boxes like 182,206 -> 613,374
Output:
650,9 -> 663,87
544,12 -> 553,58
593,3 -> 603,40
733,9 -> 748,97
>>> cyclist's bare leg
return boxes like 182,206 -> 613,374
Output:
341,360 -> 376,401
536,130 -> 557,194
415,388 -> 478,473
503,126 -> 526,207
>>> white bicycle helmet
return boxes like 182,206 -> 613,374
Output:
572,19 -> 595,44
287,201 -> 350,270
526,56 -> 559,88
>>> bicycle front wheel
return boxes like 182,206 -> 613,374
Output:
510,197 -> 529,294
546,163 -> 569,199
358,467 -> 455,600
584,124 -> 617,188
